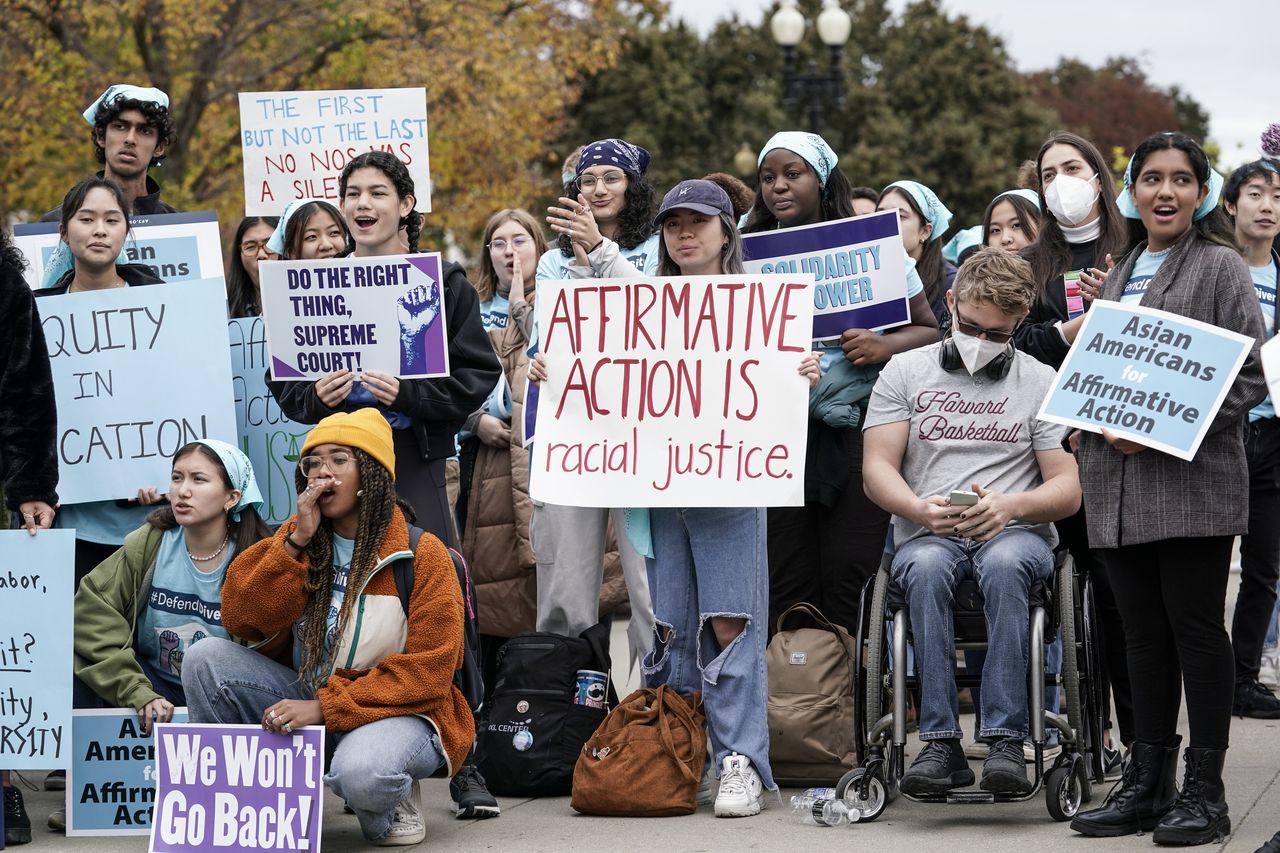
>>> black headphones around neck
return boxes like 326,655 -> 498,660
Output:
938,333 -> 1014,380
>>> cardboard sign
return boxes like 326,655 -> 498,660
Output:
742,211 -> 909,340
0,529 -> 75,770
1038,301 -> 1254,460
150,723 -> 324,852
41,279 -> 239,503
530,274 -> 812,506
68,708 -> 191,836
228,317 -> 309,525
13,212 -> 225,291
239,87 -> 431,215
260,254 -> 449,380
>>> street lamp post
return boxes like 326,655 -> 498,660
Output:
770,0 -> 852,136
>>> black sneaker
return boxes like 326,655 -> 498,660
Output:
4,785 -> 32,846
1102,744 -> 1125,781
981,737 -> 1032,794
449,763 -> 500,819
1233,679 -> 1280,719
900,738 -> 974,795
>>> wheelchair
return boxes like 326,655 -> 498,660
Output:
836,548 -> 1108,823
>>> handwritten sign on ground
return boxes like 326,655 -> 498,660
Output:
68,708 -> 190,836
228,318 -> 309,525
530,274 -> 812,506
150,723 -> 324,852
260,254 -> 449,380
0,529 -> 74,770
1038,301 -> 1253,461
240,87 -> 431,216
742,211 -> 909,340
13,212 -> 225,291
41,279 -> 238,503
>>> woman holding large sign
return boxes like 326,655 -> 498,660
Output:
1069,133 -> 1266,846
183,409 -> 474,846
741,132 -> 939,636
268,152 -> 499,548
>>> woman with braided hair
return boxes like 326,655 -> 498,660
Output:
182,408 -> 474,847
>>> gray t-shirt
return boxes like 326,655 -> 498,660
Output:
864,341 -> 1069,548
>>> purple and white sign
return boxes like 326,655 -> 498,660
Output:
149,723 -> 324,853
260,253 -> 449,381
742,211 -> 909,340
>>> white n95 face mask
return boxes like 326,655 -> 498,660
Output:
1044,173 -> 1100,227
952,328 -> 1009,375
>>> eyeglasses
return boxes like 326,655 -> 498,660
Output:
240,239 -> 272,255
578,172 -> 626,191
300,453 -> 355,477
487,236 -> 532,252
953,307 -> 1018,344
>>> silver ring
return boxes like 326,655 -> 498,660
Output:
568,228 -> 574,238
305,486 -> 312,494
284,724 -> 292,733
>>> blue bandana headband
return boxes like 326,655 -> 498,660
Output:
192,439 -> 264,522
83,84 -> 169,124
577,138 -> 651,177
266,198 -> 330,256
996,188 -> 1042,210
942,225 -> 983,264
885,180 -> 953,242
1117,151 -> 1223,222
757,131 -> 838,188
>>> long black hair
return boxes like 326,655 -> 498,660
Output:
879,184 -> 947,309
225,216 -> 278,319
283,201 -> 351,260
339,151 -> 421,252
742,162 -> 855,233
1123,132 -> 1235,255
983,192 -> 1042,248
558,173 -> 656,255
146,443 -> 272,555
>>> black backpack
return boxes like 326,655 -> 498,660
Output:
392,526 -> 484,713
475,622 -> 616,796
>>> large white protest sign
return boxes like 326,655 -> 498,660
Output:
13,212 -> 225,290
240,87 -> 431,215
228,318 -> 310,526
530,275 -> 812,507
40,279 -> 238,503
260,254 -> 449,381
742,211 -> 909,340
0,529 -> 75,770
1038,301 -> 1254,461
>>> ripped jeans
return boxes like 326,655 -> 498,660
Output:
641,507 -> 774,790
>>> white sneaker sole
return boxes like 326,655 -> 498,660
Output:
451,801 -> 500,820
714,796 -> 763,817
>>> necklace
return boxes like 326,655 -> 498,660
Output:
186,531 -> 230,562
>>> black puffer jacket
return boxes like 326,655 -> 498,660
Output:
0,254 -> 59,509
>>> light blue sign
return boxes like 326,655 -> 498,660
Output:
228,317 -> 309,526
0,529 -> 75,770
1037,301 -> 1254,461
40,279 -> 239,503
67,708 -> 190,836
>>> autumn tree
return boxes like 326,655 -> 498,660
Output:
0,0 -> 657,247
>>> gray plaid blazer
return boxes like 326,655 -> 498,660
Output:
1076,233 -> 1266,549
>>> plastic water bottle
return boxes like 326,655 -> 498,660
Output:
791,795 -> 850,827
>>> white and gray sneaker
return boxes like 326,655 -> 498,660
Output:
1261,645 -> 1280,689
697,760 -> 717,805
377,780 -> 425,846
714,753 -> 764,818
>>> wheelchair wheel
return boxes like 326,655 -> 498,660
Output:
835,767 -> 889,822
864,569 -> 890,741
1045,757 -> 1086,821
1058,557 -> 1082,740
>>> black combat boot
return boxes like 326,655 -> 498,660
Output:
1069,737 -> 1180,836
1152,748 -> 1230,846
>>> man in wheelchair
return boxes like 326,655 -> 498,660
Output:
861,247 -> 1081,797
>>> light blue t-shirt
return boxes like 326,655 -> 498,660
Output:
1250,261 -> 1278,422
817,256 -> 926,372
323,534 -> 355,662
1120,247 -> 1172,305
478,291 -> 511,333
136,527 -> 235,686
59,501 -> 154,546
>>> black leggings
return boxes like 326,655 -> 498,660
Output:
1102,536 -> 1234,750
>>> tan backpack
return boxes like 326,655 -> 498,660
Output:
766,603 -> 858,785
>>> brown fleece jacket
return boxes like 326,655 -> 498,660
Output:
221,508 -> 475,775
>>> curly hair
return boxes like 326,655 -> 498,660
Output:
291,448 -> 417,689
702,172 -> 755,220
91,98 -> 176,168
1,224 -> 26,276
558,174 -> 656,256
339,151 -> 421,252
742,162 -> 855,233
952,246 -> 1036,316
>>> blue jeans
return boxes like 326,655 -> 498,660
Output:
1266,579 -> 1280,649
182,638 -> 446,842
641,507 -> 774,790
891,530 -> 1054,741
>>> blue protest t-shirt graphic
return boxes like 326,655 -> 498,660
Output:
479,292 -> 511,333
136,528 -> 234,684
1121,247 -> 1172,305
323,534 -> 356,659
1250,262 -> 1278,421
